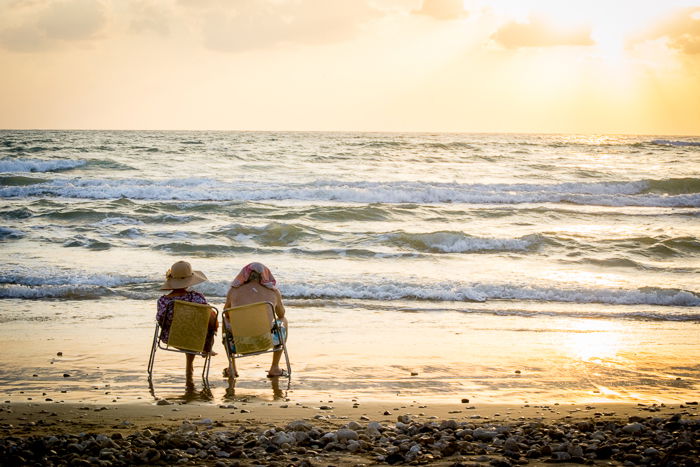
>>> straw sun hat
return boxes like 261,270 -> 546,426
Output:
160,261 -> 207,290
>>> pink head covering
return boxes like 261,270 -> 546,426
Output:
230,262 -> 277,289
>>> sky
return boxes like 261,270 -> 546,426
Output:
1,0 -> 699,134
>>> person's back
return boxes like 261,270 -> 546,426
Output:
224,262 -> 288,378
227,280 -> 283,310
156,260 -> 217,390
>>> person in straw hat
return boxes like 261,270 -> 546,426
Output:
156,260 -> 218,390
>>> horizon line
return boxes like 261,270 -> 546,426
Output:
1,128 -> 699,138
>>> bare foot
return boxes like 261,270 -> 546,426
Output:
267,368 -> 288,377
222,367 -> 239,378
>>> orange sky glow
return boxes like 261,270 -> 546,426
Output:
1,0 -> 699,134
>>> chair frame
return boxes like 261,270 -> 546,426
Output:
222,301 -> 291,378
147,301 -> 219,386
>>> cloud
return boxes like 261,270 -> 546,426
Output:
414,0 -> 466,20
492,15 -> 594,49
633,7 -> 700,54
0,0 -> 106,52
196,0 -> 382,53
128,1 -> 171,36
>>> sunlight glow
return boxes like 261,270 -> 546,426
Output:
564,320 -> 623,362
0,0 -> 698,133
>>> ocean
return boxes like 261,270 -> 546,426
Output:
1,130 -> 699,403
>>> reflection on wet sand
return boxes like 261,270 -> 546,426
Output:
225,376 -> 289,402
148,378 -> 214,403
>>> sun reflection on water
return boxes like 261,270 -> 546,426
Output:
564,320 -> 623,362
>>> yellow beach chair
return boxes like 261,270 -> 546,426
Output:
147,300 -> 219,384
222,301 -> 291,378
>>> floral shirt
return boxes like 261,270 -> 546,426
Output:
156,291 -> 207,343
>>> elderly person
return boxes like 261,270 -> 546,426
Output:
157,260 -> 217,390
224,262 -> 288,378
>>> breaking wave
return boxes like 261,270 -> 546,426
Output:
384,231 -> 540,253
0,158 -> 86,173
279,282 -> 700,308
2,177 -> 699,207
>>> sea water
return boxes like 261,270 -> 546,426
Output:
1,130 -> 699,403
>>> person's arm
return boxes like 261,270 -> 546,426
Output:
224,288 -> 233,310
155,296 -> 167,325
273,289 -> 286,320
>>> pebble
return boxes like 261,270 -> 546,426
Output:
0,409 -> 696,466
622,422 -> 645,433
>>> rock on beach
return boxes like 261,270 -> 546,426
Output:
0,413 -> 698,466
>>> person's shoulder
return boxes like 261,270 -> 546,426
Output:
157,294 -> 171,304
189,291 -> 208,303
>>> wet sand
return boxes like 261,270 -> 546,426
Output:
2,298 -> 699,406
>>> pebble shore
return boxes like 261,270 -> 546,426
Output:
2,410 -> 698,466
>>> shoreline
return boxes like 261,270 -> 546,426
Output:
2,400 -> 698,465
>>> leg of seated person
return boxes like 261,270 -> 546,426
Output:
226,357 -> 238,381
205,312 -> 218,356
268,350 -> 284,377
268,319 -> 288,377
185,354 -> 195,389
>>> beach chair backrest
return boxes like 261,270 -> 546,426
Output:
224,302 -> 274,354
167,300 -> 211,352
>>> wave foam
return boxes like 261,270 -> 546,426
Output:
0,267 -> 150,288
0,284 -> 113,299
4,272 -> 698,313
0,158 -> 86,173
2,177 -> 699,207
270,282 -> 700,308
385,231 -> 540,253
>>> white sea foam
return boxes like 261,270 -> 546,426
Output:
0,266 -> 150,288
0,284 -> 111,299
0,158 -> 86,173
5,268 -> 696,308
271,282 -> 700,307
93,217 -> 144,226
2,177 -> 698,207
385,232 -> 539,253
191,279 -> 700,309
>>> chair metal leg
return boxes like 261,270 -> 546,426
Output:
282,344 -> 292,376
147,324 -> 160,379
201,352 -> 211,386
222,318 -> 237,381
